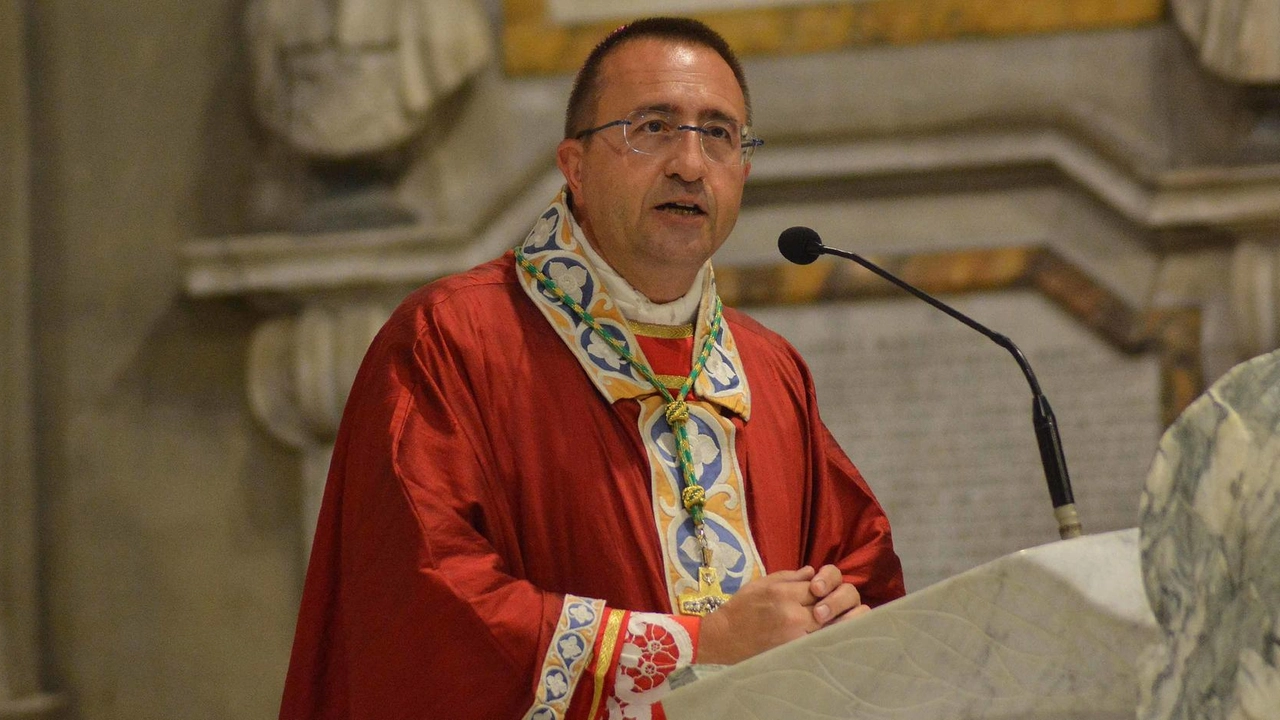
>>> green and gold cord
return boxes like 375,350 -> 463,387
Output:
515,246 -> 722,526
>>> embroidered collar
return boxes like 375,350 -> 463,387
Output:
515,188 -> 751,420
573,214 -> 708,326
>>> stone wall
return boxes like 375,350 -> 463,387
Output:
22,2 -> 298,718
1,0 -> 60,716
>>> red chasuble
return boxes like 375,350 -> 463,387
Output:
279,192 -> 904,720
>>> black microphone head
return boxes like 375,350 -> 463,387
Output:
778,226 -> 824,265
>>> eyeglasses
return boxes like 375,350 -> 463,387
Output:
574,109 -> 764,165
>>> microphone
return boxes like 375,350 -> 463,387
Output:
777,226 -> 1082,540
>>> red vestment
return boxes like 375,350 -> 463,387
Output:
279,196 -> 904,720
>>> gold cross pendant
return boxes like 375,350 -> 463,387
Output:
677,567 -> 731,616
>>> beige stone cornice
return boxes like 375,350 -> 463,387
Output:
182,126 -> 1280,301
751,130 -> 1280,233
183,171 -> 566,299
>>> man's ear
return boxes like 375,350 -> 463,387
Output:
743,161 -> 751,180
556,139 -> 585,198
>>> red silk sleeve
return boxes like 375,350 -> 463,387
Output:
281,305 -> 598,720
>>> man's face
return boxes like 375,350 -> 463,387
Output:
556,39 -> 751,302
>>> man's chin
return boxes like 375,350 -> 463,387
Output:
644,241 -> 719,273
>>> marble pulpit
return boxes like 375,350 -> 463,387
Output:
663,348 -> 1280,720
663,530 -> 1156,720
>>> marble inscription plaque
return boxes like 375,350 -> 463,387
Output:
749,290 -> 1162,589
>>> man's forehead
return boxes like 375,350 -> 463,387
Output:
595,38 -> 745,118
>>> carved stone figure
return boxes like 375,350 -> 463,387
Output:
1173,0 -> 1280,84
1139,349 -> 1280,720
246,0 -> 492,159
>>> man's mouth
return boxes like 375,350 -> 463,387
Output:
656,202 -> 706,216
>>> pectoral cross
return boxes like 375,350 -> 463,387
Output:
677,566 -> 730,616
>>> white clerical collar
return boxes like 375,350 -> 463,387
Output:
569,212 -> 708,326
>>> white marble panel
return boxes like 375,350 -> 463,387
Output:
664,529 -> 1157,720
1138,349 -> 1280,720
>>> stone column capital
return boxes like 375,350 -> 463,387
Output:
247,302 -> 390,562
248,302 -> 390,449
1230,233 -> 1280,361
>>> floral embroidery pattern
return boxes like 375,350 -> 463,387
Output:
515,189 -> 763,611
547,260 -> 589,305
642,396 -> 763,603
704,349 -> 736,386
657,424 -> 720,477
606,614 -> 694,720
679,524 -> 745,579
515,189 -> 749,412
523,596 -> 606,720
588,334 -> 627,371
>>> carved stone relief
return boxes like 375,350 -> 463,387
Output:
1173,0 -> 1280,84
245,0 -> 490,158
244,0 -> 493,232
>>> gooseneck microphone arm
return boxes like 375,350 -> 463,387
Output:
778,226 -> 1082,540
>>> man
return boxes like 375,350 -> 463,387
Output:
279,17 -> 904,720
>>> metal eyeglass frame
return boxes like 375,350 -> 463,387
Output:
574,110 -> 764,165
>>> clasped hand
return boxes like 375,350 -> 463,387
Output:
696,565 -> 868,665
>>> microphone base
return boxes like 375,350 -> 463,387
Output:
1054,503 -> 1083,540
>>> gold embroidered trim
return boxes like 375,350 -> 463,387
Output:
627,320 -> 694,339
587,610 -> 627,720
654,374 -> 690,389
521,595 -> 606,720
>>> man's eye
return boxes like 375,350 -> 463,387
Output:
637,119 -> 671,134
704,125 -> 733,141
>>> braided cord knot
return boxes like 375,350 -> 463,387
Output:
681,484 -> 706,512
665,400 -> 690,426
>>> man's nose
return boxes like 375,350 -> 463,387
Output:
664,129 -> 708,181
